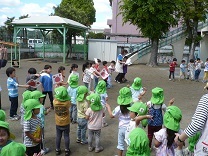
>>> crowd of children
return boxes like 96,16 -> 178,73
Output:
168,57 -> 208,83
1,56 -> 205,156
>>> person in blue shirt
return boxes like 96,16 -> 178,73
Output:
179,60 -> 187,81
40,65 -> 53,109
67,74 -> 79,124
6,67 -> 29,121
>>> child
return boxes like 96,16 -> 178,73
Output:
56,66 -> 68,87
89,61 -> 100,92
67,64 -> 79,82
82,62 -> 91,89
203,58 -> 208,83
102,61 -> 109,85
169,58 -> 177,81
53,86 -> 71,156
147,87 -> 174,148
85,93 -> 104,153
23,99 -> 42,156
26,67 -> 40,91
95,80 -> 108,127
20,90 -> 31,142
40,64 -> 53,109
0,121 -> 15,151
6,67 -> 29,121
67,74 -> 79,124
94,59 -> 101,89
154,105 -> 182,156
194,58 -> 203,82
107,60 -> 116,88
126,128 -> 150,156
106,87 -> 132,156
76,85 -> 89,144
130,77 -> 147,102
187,59 -> 195,81
31,90 -> 50,155
124,102 -> 152,145
179,60 -> 186,81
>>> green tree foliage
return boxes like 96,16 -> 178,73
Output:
53,0 -> 96,58
4,17 -> 15,42
180,0 -> 208,59
87,32 -> 105,39
120,0 -> 181,66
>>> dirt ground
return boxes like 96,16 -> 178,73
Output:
0,59 -> 205,156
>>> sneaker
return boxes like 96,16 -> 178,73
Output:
102,123 -> 108,127
9,116 -> 19,121
65,149 -> 71,156
55,149 -> 61,155
169,79 -> 171,81
14,115 -> 20,120
80,141 -> 88,145
41,148 -> 50,155
95,146 -> 104,153
76,139 -> 81,143
88,146 -> 95,152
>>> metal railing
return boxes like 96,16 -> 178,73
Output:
129,20 -> 208,60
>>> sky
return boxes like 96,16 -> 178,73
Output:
0,0 -> 112,29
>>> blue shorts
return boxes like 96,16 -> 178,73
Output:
117,126 -> 127,151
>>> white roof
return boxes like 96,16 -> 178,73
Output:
12,16 -> 87,30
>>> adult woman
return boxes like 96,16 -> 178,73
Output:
175,83 -> 208,155
115,49 -> 126,83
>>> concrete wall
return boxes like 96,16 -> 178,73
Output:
172,38 -> 186,62
200,34 -> 208,62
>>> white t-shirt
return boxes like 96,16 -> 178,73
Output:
89,67 -> 96,79
83,68 -> 91,83
112,106 -> 131,128
108,65 -> 115,75
130,87 -> 144,102
146,101 -> 167,111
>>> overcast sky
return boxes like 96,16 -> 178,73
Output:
0,0 -> 112,29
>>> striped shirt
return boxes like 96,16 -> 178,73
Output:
7,77 -> 18,97
24,117 -> 41,147
184,94 -> 208,137
112,106 -> 131,128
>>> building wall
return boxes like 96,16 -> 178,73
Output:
107,0 -> 147,43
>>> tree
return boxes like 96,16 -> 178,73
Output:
87,32 -> 105,39
180,0 -> 208,59
19,14 -> 29,45
120,0 -> 181,66
4,17 -> 15,42
53,0 -> 96,58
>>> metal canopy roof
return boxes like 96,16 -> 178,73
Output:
12,16 -> 88,30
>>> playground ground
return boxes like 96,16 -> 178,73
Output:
0,59 -> 205,156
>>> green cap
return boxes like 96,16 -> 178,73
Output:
24,99 -> 42,121
117,87 -> 132,105
69,74 -> 79,88
86,93 -> 103,111
127,102 -> 148,115
76,85 -> 88,102
0,121 -> 15,140
95,80 -> 106,94
0,110 -> 6,121
1,141 -> 26,156
30,90 -> 45,100
22,90 -> 32,103
188,132 -> 201,152
126,128 -> 150,156
150,87 -> 164,105
163,106 -> 182,131
131,77 -> 142,90
55,86 -> 70,102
